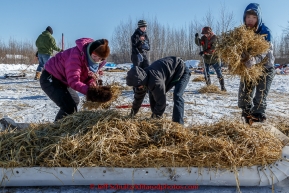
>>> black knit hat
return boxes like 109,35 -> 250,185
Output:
138,20 -> 147,28
46,26 -> 53,35
89,39 -> 110,58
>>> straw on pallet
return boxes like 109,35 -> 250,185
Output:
0,110 -> 283,169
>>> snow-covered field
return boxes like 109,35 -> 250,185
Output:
0,63 -> 289,192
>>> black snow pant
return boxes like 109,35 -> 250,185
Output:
238,67 -> 275,115
131,53 -> 149,69
40,70 -> 80,121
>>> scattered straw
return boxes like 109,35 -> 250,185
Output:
215,25 -> 270,84
192,76 -> 205,82
198,84 -> 225,94
106,69 -> 127,72
0,110 -> 283,169
273,117 -> 289,137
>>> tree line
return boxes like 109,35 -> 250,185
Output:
0,7 -> 288,65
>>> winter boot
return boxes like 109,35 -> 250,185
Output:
34,71 -> 41,80
205,76 -> 211,86
129,109 -> 138,118
241,109 -> 251,124
219,77 -> 226,91
249,113 -> 266,125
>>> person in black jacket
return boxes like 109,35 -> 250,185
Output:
130,20 -> 151,113
131,20 -> 150,69
126,56 -> 191,125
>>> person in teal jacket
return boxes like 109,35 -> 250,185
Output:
35,26 -> 62,80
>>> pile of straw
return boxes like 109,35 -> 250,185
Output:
192,76 -> 205,82
0,110 -> 283,169
198,85 -> 224,94
215,25 -> 270,84
82,82 -> 122,110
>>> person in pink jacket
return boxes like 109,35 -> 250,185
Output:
40,38 -> 112,121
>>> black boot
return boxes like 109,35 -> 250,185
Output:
241,109 -> 251,124
250,113 -> 266,123
205,76 -> 211,86
219,77 -> 226,91
129,109 -> 138,118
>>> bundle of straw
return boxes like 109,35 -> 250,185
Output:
192,76 -> 205,82
82,82 -> 122,110
215,25 -> 270,84
198,85 -> 224,94
0,110 -> 283,169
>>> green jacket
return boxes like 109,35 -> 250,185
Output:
195,35 -> 219,64
35,31 -> 61,55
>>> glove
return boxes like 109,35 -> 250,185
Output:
245,57 -> 257,68
142,43 -> 150,50
240,51 -> 250,63
199,51 -> 204,56
86,86 -> 112,103
195,33 -> 199,38
137,53 -> 143,62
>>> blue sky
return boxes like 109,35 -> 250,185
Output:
0,0 -> 288,47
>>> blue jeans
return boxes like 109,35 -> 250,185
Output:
204,62 -> 223,78
36,53 -> 51,72
172,67 -> 191,124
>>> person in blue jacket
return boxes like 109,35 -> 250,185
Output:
238,3 -> 275,124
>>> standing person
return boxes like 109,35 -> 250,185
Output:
130,20 -> 151,114
40,38 -> 112,121
35,26 -> 62,80
131,20 -> 150,68
195,27 -> 226,91
238,3 -> 275,124
126,56 -> 191,125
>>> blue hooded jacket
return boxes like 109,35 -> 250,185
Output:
243,3 -> 272,42
243,3 -> 274,68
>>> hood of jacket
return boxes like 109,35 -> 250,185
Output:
75,38 -> 94,53
243,3 -> 263,33
126,66 -> 148,87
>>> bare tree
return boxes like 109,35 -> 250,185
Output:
215,3 -> 235,35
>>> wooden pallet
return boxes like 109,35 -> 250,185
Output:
4,73 -> 26,79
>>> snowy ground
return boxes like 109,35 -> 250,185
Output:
0,64 -> 289,192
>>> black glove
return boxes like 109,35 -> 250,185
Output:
241,51 -> 250,63
195,33 -> 199,38
199,51 -> 204,56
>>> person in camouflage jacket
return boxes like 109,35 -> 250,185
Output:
195,27 -> 226,91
